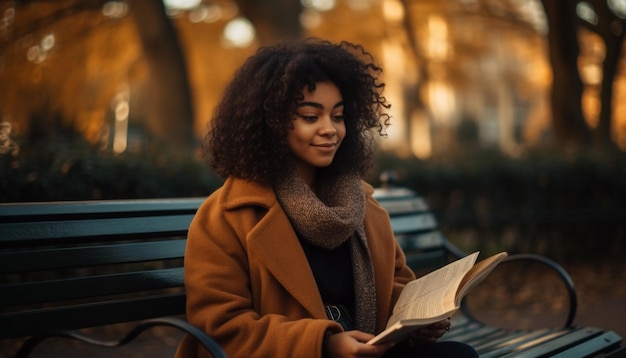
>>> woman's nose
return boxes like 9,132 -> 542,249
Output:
318,115 -> 337,135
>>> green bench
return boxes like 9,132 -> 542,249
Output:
1,187 -> 623,357
0,198 -> 226,358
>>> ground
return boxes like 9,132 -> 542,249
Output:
1,261 -> 624,358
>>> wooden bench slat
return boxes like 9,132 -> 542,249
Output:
479,329 -> 568,355
476,328 -> 568,358
386,213 -> 437,234
503,326 -> 605,357
470,329 -> 548,352
0,293 -> 186,340
445,324 -> 503,342
395,231 -> 445,251
404,250 -> 448,271
550,331 -> 624,357
0,197 -> 205,219
1,267 -> 184,307
0,215 -> 194,245
375,197 -> 430,214
445,313 -> 556,353
0,240 -> 186,273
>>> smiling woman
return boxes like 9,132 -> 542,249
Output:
175,38 -> 479,358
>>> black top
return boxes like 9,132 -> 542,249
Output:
299,237 -> 355,317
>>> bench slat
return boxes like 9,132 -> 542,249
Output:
404,250 -> 448,271
550,331 -> 624,357
0,197 -> 205,219
480,330 -> 567,357
470,329 -> 549,352
1,267 -> 184,307
0,239 -> 186,273
0,293 -> 186,340
387,213 -> 437,234
375,197 -> 430,214
0,215 -> 194,245
504,326 -> 606,357
395,231 -> 445,251
475,328 -> 567,357
448,325 -> 503,343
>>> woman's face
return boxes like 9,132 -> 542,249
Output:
287,81 -> 346,182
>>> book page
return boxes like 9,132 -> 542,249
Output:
456,252 -> 508,304
388,252 -> 480,326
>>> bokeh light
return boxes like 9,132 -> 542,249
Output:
222,17 -> 255,48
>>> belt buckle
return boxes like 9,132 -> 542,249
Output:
325,305 -> 342,321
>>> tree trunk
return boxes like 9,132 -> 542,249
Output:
541,0 -> 591,147
585,0 -> 625,148
128,0 -> 194,145
596,35 -> 621,146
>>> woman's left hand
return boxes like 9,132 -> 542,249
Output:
407,318 -> 451,345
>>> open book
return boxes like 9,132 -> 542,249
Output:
368,251 -> 508,345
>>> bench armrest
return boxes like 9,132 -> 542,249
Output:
16,316 -> 226,358
460,253 -> 578,328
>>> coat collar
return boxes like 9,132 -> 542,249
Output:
219,176 -> 375,210
220,177 -> 277,210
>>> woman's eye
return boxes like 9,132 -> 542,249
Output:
333,114 -> 344,122
298,115 -> 318,121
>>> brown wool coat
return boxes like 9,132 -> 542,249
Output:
175,177 -> 415,358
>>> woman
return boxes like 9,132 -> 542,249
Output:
176,38 -> 478,358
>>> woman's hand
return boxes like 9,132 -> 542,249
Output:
327,330 -> 395,358
407,318 -> 451,345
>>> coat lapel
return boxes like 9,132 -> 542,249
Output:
247,206 -> 326,318
223,178 -> 326,319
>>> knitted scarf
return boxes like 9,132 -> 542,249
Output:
273,172 -> 377,333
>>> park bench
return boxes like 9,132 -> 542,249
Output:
0,198 -> 227,358
1,187 -> 624,357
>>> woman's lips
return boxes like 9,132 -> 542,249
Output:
312,143 -> 338,152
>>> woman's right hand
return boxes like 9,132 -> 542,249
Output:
327,330 -> 395,358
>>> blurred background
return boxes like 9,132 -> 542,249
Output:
0,0 -> 625,351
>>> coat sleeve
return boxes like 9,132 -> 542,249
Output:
176,196 -> 341,358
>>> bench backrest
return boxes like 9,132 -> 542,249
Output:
373,186 -> 466,274
0,188 -> 460,340
0,198 -> 205,340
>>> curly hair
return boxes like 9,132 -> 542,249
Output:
204,38 -> 391,185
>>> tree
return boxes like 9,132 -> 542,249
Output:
541,0 -> 591,147
541,0 -> 626,149
580,0 -> 626,147
128,0 -> 194,145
